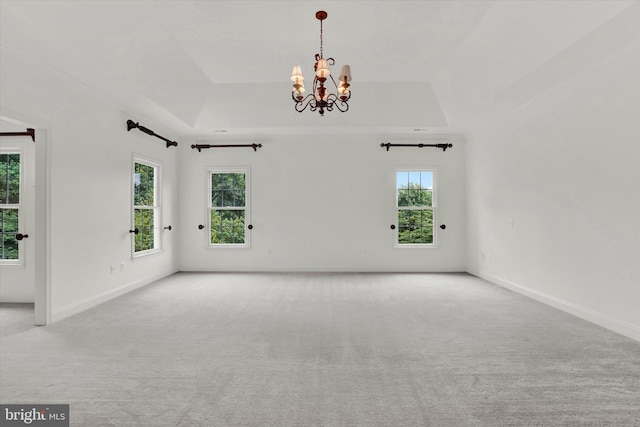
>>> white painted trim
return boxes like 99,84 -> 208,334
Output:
394,168 -> 439,248
181,266 -> 467,273
206,166 -> 251,248
0,146 -> 25,265
131,154 -> 162,257
50,269 -> 177,323
0,290 -> 33,303
39,128 -> 52,325
469,269 -> 640,343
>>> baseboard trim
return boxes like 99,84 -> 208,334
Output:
470,269 -> 640,343
0,293 -> 35,303
179,266 -> 467,273
51,270 -> 177,323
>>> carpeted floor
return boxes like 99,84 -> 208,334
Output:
1,273 -> 639,426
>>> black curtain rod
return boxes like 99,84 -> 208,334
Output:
0,128 -> 35,142
381,142 -> 452,152
127,120 -> 178,148
191,143 -> 262,152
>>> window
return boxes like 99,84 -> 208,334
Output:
133,158 -> 160,255
396,170 -> 435,246
209,169 -> 249,246
0,152 -> 21,262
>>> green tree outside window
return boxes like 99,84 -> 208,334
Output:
210,172 -> 247,245
133,162 -> 158,253
397,171 -> 434,245
0,153 -> 20,260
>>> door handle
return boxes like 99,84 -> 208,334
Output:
15,233 -> 29,241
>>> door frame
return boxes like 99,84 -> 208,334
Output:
33,127 -> 50,325
1,112 -> 50,325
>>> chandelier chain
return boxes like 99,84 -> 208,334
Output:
319,19 -> 323,58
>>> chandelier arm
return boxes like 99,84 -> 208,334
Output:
293,93 -> 318,113
328,73 -> 339,90
334,100 -> 349,112
325,94 -> 349,112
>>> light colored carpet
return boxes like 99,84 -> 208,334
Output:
1,273 -> 639,426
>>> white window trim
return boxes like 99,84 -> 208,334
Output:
132,154 -> 162,258
206,166 -> 251,249
394,168 -> 439,249
0,147 -> 25,266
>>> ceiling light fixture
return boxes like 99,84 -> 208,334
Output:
291,11 -> 352,116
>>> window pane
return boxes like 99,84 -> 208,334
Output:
408,171 -> 421,187
235,189 -> 246,207
134,209 -> 155,252
232,173 -> 245,191
419,188 -> 433,207
222,190 -> 235,207
420,172 -> 433,190
211,173 -> 245,207
211,174 -> 220,190
0,154 -> 20,204
211,209 -> 245,244
134,163 -> 155,206
0,208 -> 19,260
397,209 -> 411,243
416,210 -> 434,244
397,171 -> 432,208
396,172 -> 408,190
397,209 -> 433,244
211,189 -> 223,207
397,189 -> 409,207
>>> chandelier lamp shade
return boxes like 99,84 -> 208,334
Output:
291,11 -> 352,116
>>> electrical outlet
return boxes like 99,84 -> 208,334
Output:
120,262 -> 125,272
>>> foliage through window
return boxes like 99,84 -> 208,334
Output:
133,160 -> 159,254
396,171 -> 435,245
209,171 -> 248,245
0,153 -> 20,260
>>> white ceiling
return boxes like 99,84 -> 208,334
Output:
0,0 -> 637,136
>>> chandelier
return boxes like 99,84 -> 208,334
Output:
290,11 -> 352,116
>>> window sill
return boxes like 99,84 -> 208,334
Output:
0,261 -> 25,267
394,243 -> 438,249
132,248 -> 163,259
208,244 -> 250,249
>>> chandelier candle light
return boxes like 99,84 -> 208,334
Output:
291,10 -> 352,116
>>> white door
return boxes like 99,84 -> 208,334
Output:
0,135 -> 36,303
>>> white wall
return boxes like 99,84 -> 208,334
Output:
48,104 -> 179,322
463,34 -> 640,339
178,135 -> 466,272
0,45 -> 179,323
